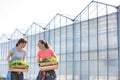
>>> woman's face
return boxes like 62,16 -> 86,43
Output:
19,43 -> 27,48
38,42 -> 44,49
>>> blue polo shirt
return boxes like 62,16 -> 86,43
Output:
10,47 -> 26,61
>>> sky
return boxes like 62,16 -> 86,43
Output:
0,0 -> 120,38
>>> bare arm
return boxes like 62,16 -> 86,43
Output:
22,54 -> 26,61
51,49 -> 57,58
7,51 -> 13,61
37,55 -> 40,64
52,52 -> 57,58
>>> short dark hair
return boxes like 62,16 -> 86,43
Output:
16,38 -> 27,46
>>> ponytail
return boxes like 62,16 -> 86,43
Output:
44,41 -> 49,49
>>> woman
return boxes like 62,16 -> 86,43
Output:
7,37 -> 27,80
36,39 -> 57,80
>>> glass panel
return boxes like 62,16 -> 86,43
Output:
89,19 -> 97,51
90,51 -> 97,60
67,25 -> 73,53
108,49 -> 118,80
81,21 -> 88,52
67,61 -> 73,80
109,49 -> 118,60
55,28 -> 60,54
74,52 -> 80,61
81,61 -> 88,80
99,50 -> 107,60
67,53 -> 73,61
74,23 -> 80,53
50,30 -> 55,48
61,54 -> 66,61
108,13 -> 118,49
108,59 -> 118,76
81,52 -> 88,60
74,61 -> 80,80
60,61 -> 67,80
61,27 -> 66,54
98,16 -> 107,50
99,60 -> 107,80
89,60 -> 98,80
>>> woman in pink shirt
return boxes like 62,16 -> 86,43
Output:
36,39 -> 57,80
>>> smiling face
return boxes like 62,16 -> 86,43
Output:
18,42 -> 27,49
38,41 -> 44,49
21,42 -> 27,48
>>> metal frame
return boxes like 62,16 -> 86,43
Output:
0,1 -> 119,80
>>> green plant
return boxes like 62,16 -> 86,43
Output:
39,57 -> 58,63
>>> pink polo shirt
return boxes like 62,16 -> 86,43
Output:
37,48 -> 54,59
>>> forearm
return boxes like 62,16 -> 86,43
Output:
37,56 -> 40,63
7,51 -> 13,61
7,54 -> 11,61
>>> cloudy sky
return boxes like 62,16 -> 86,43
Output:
0,0 -> 120,37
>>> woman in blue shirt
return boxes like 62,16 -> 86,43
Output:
7,38 -> 27,80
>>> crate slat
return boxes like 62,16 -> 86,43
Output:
9,65 -> 29,72
9,68 -> 28,72
40,62 -> 58,71
40,62 -> 58,66
10,65 -> 28,68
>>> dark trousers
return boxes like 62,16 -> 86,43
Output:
36,70 -> 56,80
11,72 -> 24,80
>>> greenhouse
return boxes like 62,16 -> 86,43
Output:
0,1 -> 120,80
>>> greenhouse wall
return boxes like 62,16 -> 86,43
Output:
0,1 -> 120,80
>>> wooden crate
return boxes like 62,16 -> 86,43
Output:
40,62 -> 58,71
9,65 -> 28,72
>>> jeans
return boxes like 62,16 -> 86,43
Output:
6,71 -> 11,80
11,72 -> 24,80
36,70 -> 56,80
